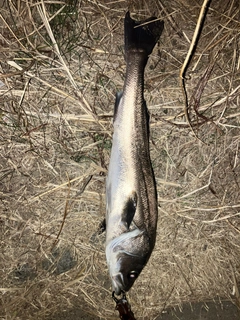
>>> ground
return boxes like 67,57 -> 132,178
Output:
0,0 -> 240,319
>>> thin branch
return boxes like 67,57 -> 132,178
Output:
179,0 -> 212,137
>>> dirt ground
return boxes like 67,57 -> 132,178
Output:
49,301 -> 240,320
159,300 -> 240,320
0,0 -> 240,319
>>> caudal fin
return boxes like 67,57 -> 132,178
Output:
124,11 -> 164,57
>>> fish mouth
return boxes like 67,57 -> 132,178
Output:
112,273 -> 124,295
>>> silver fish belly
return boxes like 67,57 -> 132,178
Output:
106,12 -> 164,295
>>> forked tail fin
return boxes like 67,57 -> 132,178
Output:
124,11 -> 164,57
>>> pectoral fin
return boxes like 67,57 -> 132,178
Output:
122,192 -> 137,229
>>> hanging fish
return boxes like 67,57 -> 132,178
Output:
105,12 -> 164,295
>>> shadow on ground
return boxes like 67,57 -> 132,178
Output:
49,308 -> 97,320
48,299 -> 240,319
158,300 -> 240,320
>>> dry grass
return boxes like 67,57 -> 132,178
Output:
0,0 -> 239,319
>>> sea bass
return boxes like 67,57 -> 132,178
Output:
106,12 -> 164,295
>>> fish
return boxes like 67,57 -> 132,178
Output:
105,11 -> 164,295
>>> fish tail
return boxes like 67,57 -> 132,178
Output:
124,11 -> 164,57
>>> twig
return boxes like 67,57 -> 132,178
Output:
52,173 -> 71,247
173,256 -> 194,295
179,0 -> 212,137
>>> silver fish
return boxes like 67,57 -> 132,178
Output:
105,12 -> 164,295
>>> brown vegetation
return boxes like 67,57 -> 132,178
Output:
0,0 -> 239,319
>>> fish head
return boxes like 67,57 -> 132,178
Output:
106,228 -> 151,295
111,252 -> 148,295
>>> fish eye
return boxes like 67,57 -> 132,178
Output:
128,271 -> 139,279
